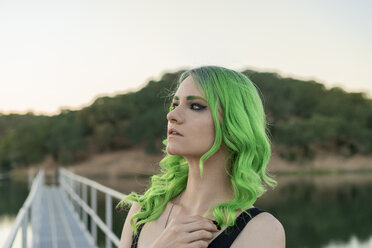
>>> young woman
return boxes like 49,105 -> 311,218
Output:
118,66 -> 285,248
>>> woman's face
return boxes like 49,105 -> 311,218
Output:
166,75 -> 215,158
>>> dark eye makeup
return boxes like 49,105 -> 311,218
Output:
171,102 -> 206,111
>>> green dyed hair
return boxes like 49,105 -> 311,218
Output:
117,65 -> 276,235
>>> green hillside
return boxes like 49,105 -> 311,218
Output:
1,69 -> 371,172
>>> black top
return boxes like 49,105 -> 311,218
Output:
131,207 -> 266,248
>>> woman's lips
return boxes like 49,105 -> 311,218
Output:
168,128 -> 183,136
168,133 -> 183,137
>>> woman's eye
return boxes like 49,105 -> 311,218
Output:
171,102 -> 206,111
172,103 -> 178,109
191,103 -> 206,110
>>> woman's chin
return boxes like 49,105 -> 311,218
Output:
167,146 -> 188,157
166,146 -> 178,155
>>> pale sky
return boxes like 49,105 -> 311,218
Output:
0,0 -> 371,115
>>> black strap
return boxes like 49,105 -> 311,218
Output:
131,219 -> 145,248
131,208 -> 266,248
208,207 -> 266,248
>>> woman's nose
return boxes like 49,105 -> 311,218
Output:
167,107 -> 183,123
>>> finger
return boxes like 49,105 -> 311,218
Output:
166,215 -> 203,228
181,220 -> 219,233
180,215 -> 209,224
184,230 -> 214,243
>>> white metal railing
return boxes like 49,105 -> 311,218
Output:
59,167 -> 127,248
4,170 -> 44,248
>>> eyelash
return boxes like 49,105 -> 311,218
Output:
171,103 -> 206,111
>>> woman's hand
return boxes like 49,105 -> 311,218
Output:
151,215 -> 219,248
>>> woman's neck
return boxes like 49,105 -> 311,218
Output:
175,148 -> 234,217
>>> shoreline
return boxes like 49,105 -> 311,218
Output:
9,148 -> 372,182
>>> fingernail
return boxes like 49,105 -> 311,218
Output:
212,220 -> 221,230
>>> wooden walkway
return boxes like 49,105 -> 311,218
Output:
5,169 -> 125,248
32,186 -> 94,248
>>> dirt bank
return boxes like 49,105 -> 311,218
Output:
12,148 -> 372,193
70,148 -> 372,176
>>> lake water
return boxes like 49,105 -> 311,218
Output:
1,172 -> 372,248
0,178 -> 29,248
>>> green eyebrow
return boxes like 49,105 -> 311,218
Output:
173,95 -> 207,102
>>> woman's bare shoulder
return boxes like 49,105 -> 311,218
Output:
127,201 -> 142,218
231,212 -> 285,248
118,202 -> 142,248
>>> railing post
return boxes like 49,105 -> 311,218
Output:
68,174 -> 71,205
72,175 -> 77,213
32,175 -> 40,246
82,183 -> 88,228
77,181 -> 81,220
69,173 -> 73,205
22,208 -> 28,248
105,194 -> 112,248
91,187 -> 97,245
31,192 -> 35,244
31,189 -> 34,235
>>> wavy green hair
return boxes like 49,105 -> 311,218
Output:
117,66 -> 276,235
